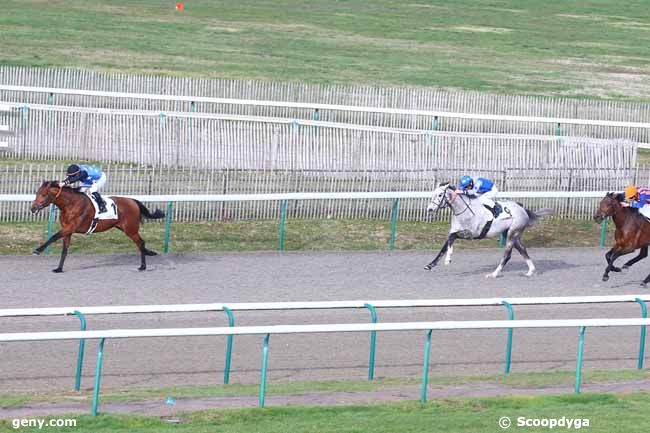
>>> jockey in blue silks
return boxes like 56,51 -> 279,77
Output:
62,164 -> 107,213
458,175 -> 499,219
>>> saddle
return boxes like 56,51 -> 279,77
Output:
484,203 -> 503,219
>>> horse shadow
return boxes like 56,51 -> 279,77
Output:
467,259 -> 578,276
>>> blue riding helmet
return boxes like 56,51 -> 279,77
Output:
459,175 -> 473,190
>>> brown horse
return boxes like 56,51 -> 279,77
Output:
594,192 -> 650,285
31,181 -> 165,273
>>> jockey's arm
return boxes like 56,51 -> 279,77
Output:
62,170 -> 87,186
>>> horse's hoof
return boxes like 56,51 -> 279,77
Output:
602,275 -> 609,282
52,268 -> 63,273
485,273 -> 497,279
424,265 -> 432,271
32,250 -> 41,256
623,265 -> 630,270
525,271 -> 535,277
641,282 -> 648,288
138,266 -> 146,271
145,250 -> 158,257
444,261 -> 451,266
612,267 -> 622,273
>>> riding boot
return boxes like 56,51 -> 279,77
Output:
92,192 -> 107,213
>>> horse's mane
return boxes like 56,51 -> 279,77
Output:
40,181 -> 83,195
606,192 -> 625,203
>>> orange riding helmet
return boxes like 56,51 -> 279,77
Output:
625,185 -> 639,200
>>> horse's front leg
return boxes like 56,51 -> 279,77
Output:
603,248 -> 632,281
444,233 -> 458,266
53,234 -> 72,273
424,233 -> 457,270
623,246 -> 648,270
32,230 -> 62,255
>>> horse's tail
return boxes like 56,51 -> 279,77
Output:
133,199 -> 166,221
526,207 -> 555,226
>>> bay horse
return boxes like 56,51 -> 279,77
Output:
594,192 -> 650,285
31,181 -> 165,273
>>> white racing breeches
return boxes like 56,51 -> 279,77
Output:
478,187 -> 498,208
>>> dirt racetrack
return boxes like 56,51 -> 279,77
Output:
1,247 -> 648,394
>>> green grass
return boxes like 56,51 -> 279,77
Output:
0,217 -> 613,255
2,368 -> 649,410
3,1 -> 650,99
0,393 -> 648,432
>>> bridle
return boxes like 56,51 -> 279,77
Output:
430,186 -> 475,216
34,183 -> 63,212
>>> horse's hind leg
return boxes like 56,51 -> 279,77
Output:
623,246 -> 647,270
487,230 -> 515,279
125,232 -> 148,271
513,238 -> 535,277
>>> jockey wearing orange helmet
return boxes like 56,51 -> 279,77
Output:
623,185 -> 650,210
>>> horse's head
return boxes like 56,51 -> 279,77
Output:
427,181 -> 454,213
594,192 -> 623,223
31,181 -> 62,214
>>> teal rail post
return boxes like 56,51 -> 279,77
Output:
163,202 -> 173,254
499,233 -> 506,248
364,303 -> 378,380
636,298 -> 647,370
432,116 -> 440,131
555,123 -> 561,136
91,338 -> 106,416
312,108 -> 320,121
389,199 -> 400,250
420,330 -> 433,403
575,327 -> 587,394
73,311 -> 87,391
278,200 -> 287,251
502,301 -> 514,374
45,204 -> 56,255
259,334 -> 270,408
223,306 -> 235,384
599,219 -> 608,247
47,92 -> 54,105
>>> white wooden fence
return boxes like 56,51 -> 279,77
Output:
0,102 -> 636,171
0,171 -> 628,222
2,66 -> 650,142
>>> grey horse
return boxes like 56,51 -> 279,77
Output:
425,182 -> 554,278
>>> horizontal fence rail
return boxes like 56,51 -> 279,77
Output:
4,87 -> 650,130
0,102 -> 636,171
4,294 -> 648,393
0,190 -> 617,251
3,316 -> 650,414
0,164 -> 642,222
2,67 -> 650,142
6,294 -> 649,317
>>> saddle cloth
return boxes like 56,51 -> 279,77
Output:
484,201 -> 512,221
640,205 -> 650,220
89,194 -> 118,220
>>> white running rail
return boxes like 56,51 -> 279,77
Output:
0,190 -> 611,203
2,85 -> 650,129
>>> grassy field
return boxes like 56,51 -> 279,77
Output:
3,1 -> 650,99
0,393 -> 648,432
2,369 -> 649,409
2,370 -> 650,431
0,217 -> 613,255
